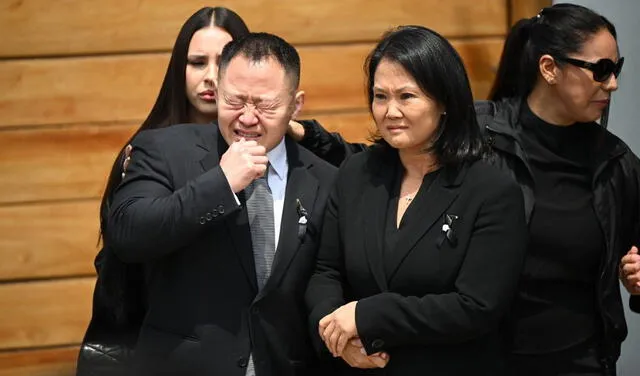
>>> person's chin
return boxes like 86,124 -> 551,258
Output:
196,102 -> 218,113
383,135 -> 407,149
583,108 -> 605,123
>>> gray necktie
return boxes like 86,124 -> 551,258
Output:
244,169 -> 276,376
245,169 -> 276,290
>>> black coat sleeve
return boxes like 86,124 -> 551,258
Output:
298,119 -> 369,168
106,131 -> 241,263
355,179 -> 527,354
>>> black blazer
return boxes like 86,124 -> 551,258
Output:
305,146 -> 528,376
106,124 -> 337,376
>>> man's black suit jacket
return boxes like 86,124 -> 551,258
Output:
107,123 -> 337,376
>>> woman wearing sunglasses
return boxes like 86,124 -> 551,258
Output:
290,3 -> 640,375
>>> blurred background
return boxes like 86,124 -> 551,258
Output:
5,0 -> 638,375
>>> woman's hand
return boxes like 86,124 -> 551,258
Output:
287,120 -> 306,142
621,246 -> 640,295
121,144 -> 133,179
319,301 -> 358,356
340,338 -> 389,369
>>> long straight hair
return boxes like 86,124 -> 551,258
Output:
99,7 -> 249,239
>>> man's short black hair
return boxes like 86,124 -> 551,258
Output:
219,32 -> 301,89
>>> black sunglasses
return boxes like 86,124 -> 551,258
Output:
554,56 -> 624,82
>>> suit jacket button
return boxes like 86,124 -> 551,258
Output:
371,339 -> 385,349
212,209 -> 219,217
217,204 -> 225,214
205,213 -> 213,221
237,357 -> 248,368
199,217 -> 206,224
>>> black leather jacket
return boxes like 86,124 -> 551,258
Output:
298,98 -> 640,373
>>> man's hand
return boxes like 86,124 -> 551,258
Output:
621,246 -> 640,295
341,338 -> 389,369
220,139 -> 268,193
319,301 -> 358,356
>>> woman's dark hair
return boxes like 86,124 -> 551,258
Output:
366,25 -> 485,167
100,7 -> 249,238
489,3 -> 617,101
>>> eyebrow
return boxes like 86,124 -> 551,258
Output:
224,93 -> 279,104
373,85 -> 419,92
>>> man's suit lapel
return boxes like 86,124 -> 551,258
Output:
198,126 -> 258,293
259,138 -> 319,297
386,165 -> 466,282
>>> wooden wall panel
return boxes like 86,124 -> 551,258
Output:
0,123 -> 133,204
0,39 -> 503,128
0,55 -> 168,128
0,278 -> 94,350
0,0 -> 507,58
0,201 -> 99,281
509,0 -> 553,25
0,346 -> 78,376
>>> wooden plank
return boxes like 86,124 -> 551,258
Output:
0,54 -> 168,128
509,0 -> 553,25
0,123 -> 134,204
0,278 -> 94,350
0,0 -> 507,58
0,113 -> 372,281
0,201 -> 100,281
0,39 -> 504,128
0,346 -> 78,376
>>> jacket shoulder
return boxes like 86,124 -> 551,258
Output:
133,123 -> 204,142
341,143 -> 389,169
131,123 -> 212,154
464,160 -> 520,196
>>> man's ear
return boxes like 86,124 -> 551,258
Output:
291,90 -> 305,119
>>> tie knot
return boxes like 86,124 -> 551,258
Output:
259,162 -> 271,181
245,163 -> 271,198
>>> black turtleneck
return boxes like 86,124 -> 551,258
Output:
510,103 -> 605,354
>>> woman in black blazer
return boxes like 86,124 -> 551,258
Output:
305,26 -> 528,375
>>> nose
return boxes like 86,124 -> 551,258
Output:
603,73 -> 619,92
239,104 -> 259,126
386,101 -> 402,119
205,62 -> 218,84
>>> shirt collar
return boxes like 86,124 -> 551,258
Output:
267,138 -> 288,180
